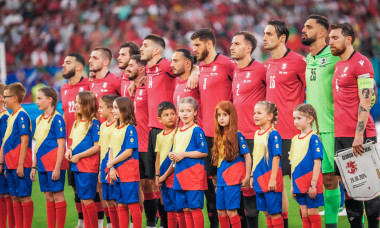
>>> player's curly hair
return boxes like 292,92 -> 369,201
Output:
212,101 -> 239,166
36,86 -> 58,124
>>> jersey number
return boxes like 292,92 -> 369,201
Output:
310,68 -> 316,81
236,83 -> 240,96
203,78 -> 207,90
68,101 -> 75,113
269,76 -> 275,89
148,76 -> 153,88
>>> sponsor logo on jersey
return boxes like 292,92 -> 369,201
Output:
103,82 -> 108,88
320,57 -> 326,65
79,87 -> 84,92
359,60 -> 364,66
282,63 -> 287,70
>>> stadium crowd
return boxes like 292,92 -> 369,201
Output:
1,0 -> 380,102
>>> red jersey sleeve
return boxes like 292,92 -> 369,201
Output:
353,57 -> 374,79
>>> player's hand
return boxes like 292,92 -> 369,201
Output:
250,177 -> 254,188
268,178 -> 276,192
30,168 -> 36,181
51,169 -> 60,181
186,66 -> 199,89
70,155 -> 80,163
65,149 -> 72,160
158,176 -> 167,187
137,76 -> 147,87
155,176 -> 160,186
128,81 -> 137,97
107,160 -> 114,169
241,177 -> 250,188
16,166 -> 24,178
173,152 -> 185,162
168,152 -> 175,160
110,168 -> 119,181
308,187 -> 317,199
352,134 -> 364,156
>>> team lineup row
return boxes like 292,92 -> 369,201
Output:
0,14 -> 379,228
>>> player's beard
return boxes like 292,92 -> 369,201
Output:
142,51 -> 153,62
173,66 -> 186,76
196,48 -> 209,62
90,64 -> 102,72
127,71 -> 138,81
118,62 -> 128,70
301,34 -> 317,46
331,44 -> 346,56
63,68 -> 76,79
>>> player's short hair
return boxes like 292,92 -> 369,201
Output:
0,83 -> 6,96
331,23 -> 356,44
307,15 -> 329,31
130,55 -> 147,67
268,20 -> 290,43
233,31 -> 258,54
100,94 -> 118,108
5,82 -> 25,103
144,34 -> 165,50
190,28 -> 216,46
120,41 -> 140,56
175,49 -> 195,68
157,101 -> 176,117
67,53 -> 86,67
93,47 -> 112,62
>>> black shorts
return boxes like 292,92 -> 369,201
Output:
144,128 -> 163,179
281,139 -> 291,176
67,162 -> 76,187
334,136 -> 377,176
205,136 -> 217,176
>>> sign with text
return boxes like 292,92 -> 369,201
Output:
335,142 -> 380,201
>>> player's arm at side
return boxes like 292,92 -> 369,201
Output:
308,158 -> 321,199
108,148 -> 133,168
155,150 -> 161,185
353,77 -> 374,155
18,134 -> 29,177
72,142 -> 100,162
186,65 -> 200,89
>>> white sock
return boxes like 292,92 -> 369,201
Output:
107,223 -> 113,228
129,223 -> 133,228
76,219 -> 84,228
98,219 -> 104,228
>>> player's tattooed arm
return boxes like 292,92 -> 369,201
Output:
353,86 -> 373,155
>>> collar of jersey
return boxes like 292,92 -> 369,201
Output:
180,122 -> 196,132
11,107 -> 22,116
298,130 -> 313,139
106,120 -> 116,127
163,128 -> 175,135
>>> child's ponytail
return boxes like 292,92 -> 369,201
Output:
294,103 -> 320,136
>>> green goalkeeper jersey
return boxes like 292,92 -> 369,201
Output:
306,45 -> 340,132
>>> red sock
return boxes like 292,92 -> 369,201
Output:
95,200 -> 103,213
176,211 -> 186,228
81,204 -> 90,228
167,211 -> 178,228
184,211 -> 194,228
271,217 -> 284,228
85,202 -> 98,228
104,207 -> 109,220
266,217 -> 273,228
75,202 -> 82,213
46,201 -> 56,228
108,206 -> 119,228
129,203 -> 142,228
12,202 -> 23,228
4,197 -> 14,228
117,205 -> 129,227
22,201 -> 33,228
309,215 -> 321,228
191,209 -> 204,228
55,201 -> 67,228
302,217 -> 311,228
218,215 -> 230,228
281,211 -> 288,219
0,198 -> 6,228
230,214 -> 241,228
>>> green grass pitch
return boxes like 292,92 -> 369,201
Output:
30,175 -> 360,227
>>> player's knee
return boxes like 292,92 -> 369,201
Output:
323,173 -> 338,189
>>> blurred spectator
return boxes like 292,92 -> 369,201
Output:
1,0 -> 379,100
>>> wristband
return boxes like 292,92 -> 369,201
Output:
0,163 -> 3,165
155,174 -> 160,177
310,185 -> 317,189
250,176 -> 253,178
110,167 -> 115,170
32,167 -> 38,170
